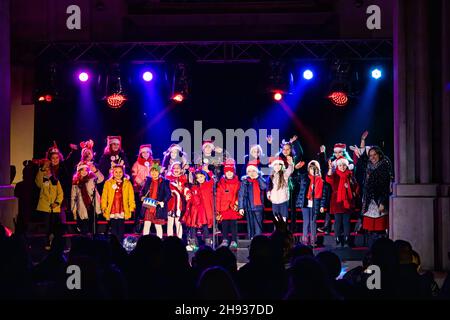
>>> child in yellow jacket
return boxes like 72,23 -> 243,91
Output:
35,161 -> 64,250
101,164 -> 136,242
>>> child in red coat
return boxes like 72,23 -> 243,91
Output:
182,169 -> 214,251
165,161 -> 189,239
326,157 -> 359,247
216,161 -> 242,249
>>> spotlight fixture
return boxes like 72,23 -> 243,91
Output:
104,64 -> 127,109
171,63 -> 190,102
371,68 -> 382,79
303,69 -> 314,80
142,71 -> 153,82
273,92 -> 283,101
78,72 -> 89,82
328,91 -> 348,107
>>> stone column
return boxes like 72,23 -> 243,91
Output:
0,0 -> 18,232
391,0 -> 450,270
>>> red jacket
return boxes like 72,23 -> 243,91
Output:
182,179 -> 214,228
326,171 -> 358,214
216,176 -> 242,220
166,174 -> 189,215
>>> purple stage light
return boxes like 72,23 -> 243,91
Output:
78,72 -> 89,82
143,71 -> 153,82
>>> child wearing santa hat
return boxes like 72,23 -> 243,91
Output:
195,140 -> 225,178
131,144 -> 154,232
98,136 -> 130,181
182,169 -> 215,251
140,163 -> 172,239
165,161 -> 190,239
238,160 -> 268,240
267,156 -> 294,223
80,139 -> 95,163
35,159 -> 64,250
101,164 -> 135,242
216,160 -> 242,249
326,156 -> 359,248
71,161 -> 104,235
296,160 -> 330,247
162,143 -> 189,174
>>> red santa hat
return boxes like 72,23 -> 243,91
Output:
246,159 -> 260,174
333,143 -> 347,153
139,144 -> 152,155
168,144 -> 183,152
76,161 -> 89,172
308,160 -> 321,174
335,156 -> 350,167
107,136 -> 122,147
46,141 -> 63,160
202,140 -> 215,151
223,159 -> 236,174
269,156 -> 285,168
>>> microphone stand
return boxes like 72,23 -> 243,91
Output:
92,175 -> 98,238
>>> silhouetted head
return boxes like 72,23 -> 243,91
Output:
215,246 -> 238,274
316,251 -> 342,280
197,266 -> 240,300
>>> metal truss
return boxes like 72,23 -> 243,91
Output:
34,39 -> 392,63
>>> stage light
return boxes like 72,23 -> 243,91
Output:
78,72 -> 89,82
328,91 -> 348,107
142,71 -> 153,82
371,68 -> 382,79
303,69 -> 314,80
37,94 -> 53,103
107,93 -> 126,108
273,92 -> 283,101
172,93 -> 184,102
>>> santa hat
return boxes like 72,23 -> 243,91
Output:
308,160 -> 321,173
333,143 -> 347,153
335,156 -> 350,167
169,161 -> 182,171
107,136 -> 122,147
46,141 -> 62,159
202,140 -> 215,151
246,160 -> 260,174
269,157 -> 285,168
139,144 -> 152,155
76,161 -> 89,172
224,161 -> 236,174
168,144 -> 183,153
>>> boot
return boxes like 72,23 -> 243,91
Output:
204,237 -> 213,247
343,236 -> 350,248
335,236 -> 341,246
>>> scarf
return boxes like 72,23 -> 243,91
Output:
138,156 -> 153,167
78,175 -> 93,210
307,174 -> 323,199
247,177 -> 262,206
336,169 -> 353,209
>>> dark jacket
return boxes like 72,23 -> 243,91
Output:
295,173 -> 330,214
98,150 -> 130,180
238,176 -> 267,211
140,177 -> 172,220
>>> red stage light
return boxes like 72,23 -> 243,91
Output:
328,91 -> 348,107
107,93 -> 126,108
172,93 -> 184,102
45,95 -> 53,102
273,92 -> 283,101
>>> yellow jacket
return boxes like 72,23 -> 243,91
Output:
101,178 -> 136,220
35,170 -> 64,213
